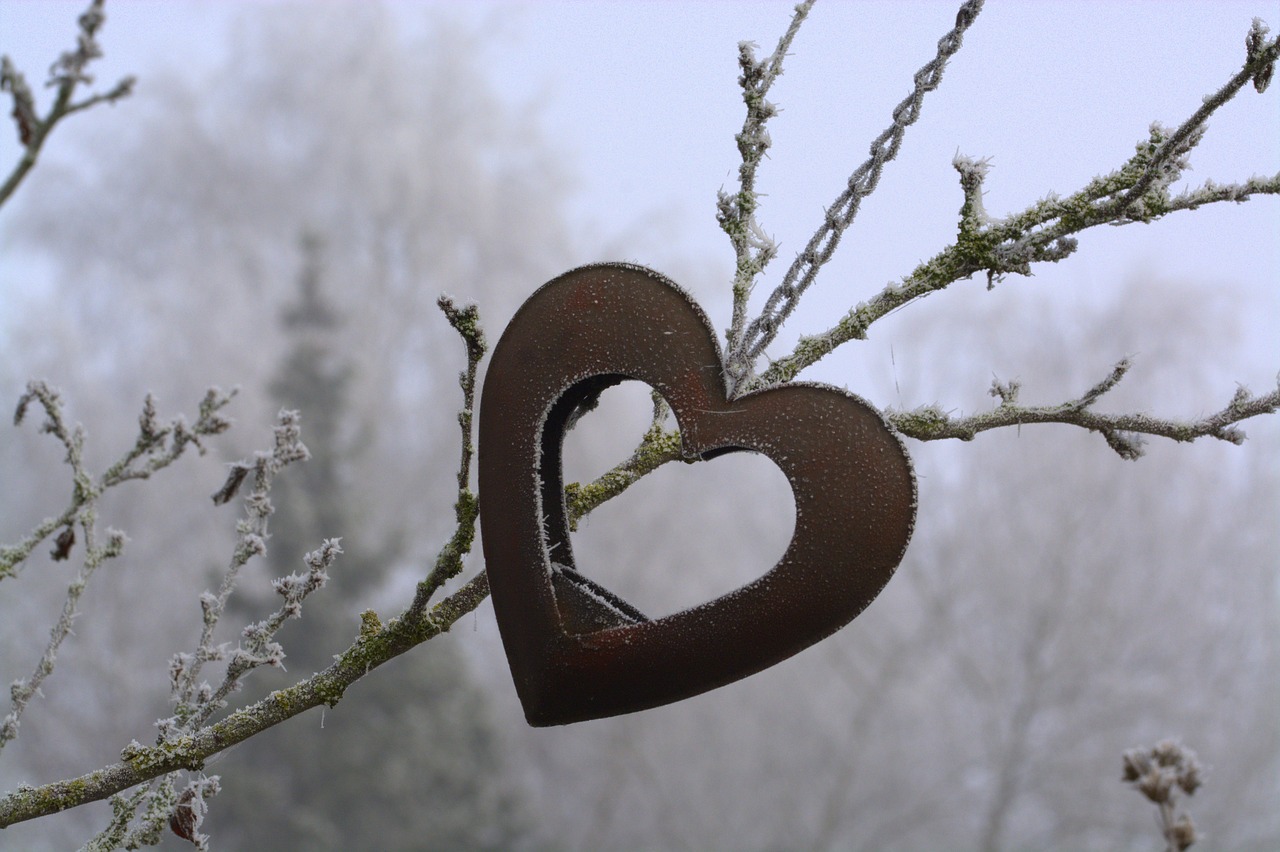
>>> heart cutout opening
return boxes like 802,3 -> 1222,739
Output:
562,381 -> 795,620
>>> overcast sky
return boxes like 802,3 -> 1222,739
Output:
3,1 -> 1278,399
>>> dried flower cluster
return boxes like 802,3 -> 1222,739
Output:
1123,740 -> 1205,851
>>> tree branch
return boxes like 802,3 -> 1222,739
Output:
887,361 -> 1280,459
719,0 -> 814,362
0,298 -> 494,828
725,0 -> 985,393
0,384 -> 233,751
0,572 -> 490,829
564,423 -> 686,532
0,0 -> 135,208
755,17 -> 1279,388
406,294 -> 486,619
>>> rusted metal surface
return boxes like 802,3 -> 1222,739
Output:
478,263 -> 916,726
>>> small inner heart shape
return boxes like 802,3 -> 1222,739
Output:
479,263 -> 917,726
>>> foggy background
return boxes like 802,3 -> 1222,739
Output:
1,2 -> 1277,849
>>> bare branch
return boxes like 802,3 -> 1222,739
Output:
0,384 -> 234,750
725,0 -> 985,393
169,411 -> 310,725
0,0 -> 135,207
2,384 -> 234,582
406,295 -> 487,618
757,17 -> 1280,388
1,523 -> 126,749
165,539 -> 341,741
0,300 -> 487,829
719,0 -> 815,360
564,425 -> 685,532
887,363 -> 1280,460
0,570 -> 491,829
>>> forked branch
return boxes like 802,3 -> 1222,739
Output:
888,362 -> 1280,459
0,0 -> 135,207
755,17 -> 1279,388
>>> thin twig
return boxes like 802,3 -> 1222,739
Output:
0,383 -> 233,750
406,295 -> 486,618
720,0 -> 815,360
167,411 -> 310,726
0,0 -> 135,207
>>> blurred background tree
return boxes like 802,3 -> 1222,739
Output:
204,235 -> 523,850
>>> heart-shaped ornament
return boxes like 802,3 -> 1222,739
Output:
479,263 -> 916,726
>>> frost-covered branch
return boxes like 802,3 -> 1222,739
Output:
887,361 -> 1280,459
720,0 -> 814,361
756,17 -> 1280,388
0,303 -> 493,833
74,412 -> 322,844
168,410 -> 311,731
725,0 -> 985,393
0,383 -> 233,751
82,774 -> 219,852
0,524 -> 125,751
0,566 -> 491,830
1,384 -> 233,581
407,295 -> 486,618
0,0 -> 134,207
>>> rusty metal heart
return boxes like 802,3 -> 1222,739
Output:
478,263 -> 916,726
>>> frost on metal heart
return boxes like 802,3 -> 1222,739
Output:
478,263 -> 916,727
